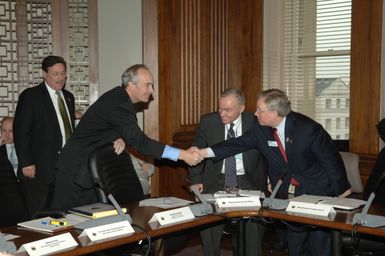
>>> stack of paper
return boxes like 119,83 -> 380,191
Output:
139,197 -> 193,209
18,216 -> 78,233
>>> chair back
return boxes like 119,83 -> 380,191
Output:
339,151 -> 363,193
0,164 -> 29,227
88,143 -> 145,204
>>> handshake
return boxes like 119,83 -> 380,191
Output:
179,146 -> 207,166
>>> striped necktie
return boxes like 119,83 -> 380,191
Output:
224,123 -> 237,189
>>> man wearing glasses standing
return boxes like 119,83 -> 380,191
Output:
198,88 -> 351,256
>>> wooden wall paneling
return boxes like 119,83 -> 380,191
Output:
350,0 -> 382,155
153,0 -> 263,198
143,0 -> 161,196
52,0 -> 69,61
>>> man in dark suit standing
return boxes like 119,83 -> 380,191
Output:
52,64 -> 202,210
0,117 -> 18,179
199,89 -> 351,256
13,55 -> 76,215
189,88 -> 267,256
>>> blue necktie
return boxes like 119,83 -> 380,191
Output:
224,123 -> 237,189
9,145 -> 18,174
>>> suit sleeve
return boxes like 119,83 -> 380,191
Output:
13,92 -> 35,168
110,103 -> 165,159
211,123 -> 260,161
188,118 -> 209,184
309,126 -> 351,196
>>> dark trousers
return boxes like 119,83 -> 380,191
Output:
21,180 -> 54,215
287,225 -> 331,256
201,174 -> 265,256
200,220 -> 264,256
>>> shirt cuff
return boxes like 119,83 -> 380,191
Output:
161,145 -> 181,162
207,147 -> 215,158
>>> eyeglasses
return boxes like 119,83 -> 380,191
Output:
255,108 -> 271,114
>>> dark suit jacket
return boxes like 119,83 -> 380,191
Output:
189,112 -> 267,193
13,82 -> 75,184
211,111 -> 350,197
54,86 -> 165,203
0,145 -> 17,181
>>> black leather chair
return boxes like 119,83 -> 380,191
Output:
340,120 -> 385,256
0,168 -> 30,227
88,143 -> 145,204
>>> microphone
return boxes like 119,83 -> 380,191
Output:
352,192 -> 385,228
189,186 -> 214,217
262,179 -> 289,210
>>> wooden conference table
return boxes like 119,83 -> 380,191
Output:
2,202 -> 385,255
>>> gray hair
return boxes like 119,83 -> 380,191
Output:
220,88 -> 245,105
258,89 -> 291,117
121,64 -> 150,88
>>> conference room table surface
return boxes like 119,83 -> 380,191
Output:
2,202 -> 385,255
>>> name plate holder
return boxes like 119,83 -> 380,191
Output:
215,196 -> 261,213
78,220 -> 135,246
17,233 -> 78,256
286,201 -> 336,217
148,206 -> 195,229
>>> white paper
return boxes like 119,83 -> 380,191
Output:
286,201 -> 336,216
80,220 -> 134,243
17,233 -> 78,256
139,197 -> 193,209
215,196 -> 261,208
148,206 -> 195,227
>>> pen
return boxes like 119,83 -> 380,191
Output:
50,220 -> 67,226
41,221 -> 49,225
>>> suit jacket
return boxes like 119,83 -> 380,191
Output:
211,111 -> 350,197
189,112 -> 267,193
55,86 -> 165,191
0,145 -> 17,181
13,82 -> 75,184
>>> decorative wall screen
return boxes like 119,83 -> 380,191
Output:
0,0 -> 96,119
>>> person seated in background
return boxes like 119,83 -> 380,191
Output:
0,117 -> 18,179
128,148 -> 155,197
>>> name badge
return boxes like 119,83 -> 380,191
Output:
286,201 -> 336,217
268,141 -> 278,147
17,233 -> 78,256
78,220 -> 134,245
148,206 -> 195,228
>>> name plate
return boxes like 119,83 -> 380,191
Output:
17,233 -> 77,256
215,196 -> 261,209
149,206 -> 195,227
286,201 -> 336,216
79,220 -> 135,243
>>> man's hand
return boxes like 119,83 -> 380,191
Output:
338,188 -> 352,198
113,138 -> 125,155
190,183 -> 204,193
22,165 -> 36,179
179,147 -> 204,166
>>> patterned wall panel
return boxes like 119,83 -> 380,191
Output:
0,0 -> 18,117
0,0 -> 92,120
68,0 -> 89,113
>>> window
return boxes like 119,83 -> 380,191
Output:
325,118 -> 331,130
263,0 -> 351,139
336,117 -> 340,129
325,99 -> 331,109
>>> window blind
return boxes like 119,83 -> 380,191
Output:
263,0 -> 351,139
